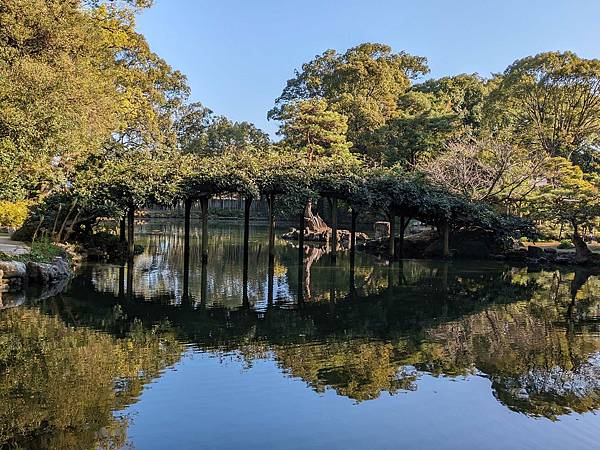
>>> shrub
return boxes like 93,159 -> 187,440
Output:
0,239 -> 65,263
557,239 -> 574,250
0,200 -> 29,228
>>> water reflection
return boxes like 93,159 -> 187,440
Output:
3,222 -> 600,447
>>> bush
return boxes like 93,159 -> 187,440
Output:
557,239 -> 574,250
0,200 -> 29,228
0,239 -> 66,263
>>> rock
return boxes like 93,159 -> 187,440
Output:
0,261 -> 27,279
543,247 -> 558,255
504,248 -> 528,261
26,257 -> 70,285
556,254 -> 575,265
527,246 -> 545,258
374,222 -> 390,240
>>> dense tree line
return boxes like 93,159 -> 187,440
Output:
1,1 -> 600,260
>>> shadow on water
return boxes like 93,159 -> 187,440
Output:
3,221 -> 600,447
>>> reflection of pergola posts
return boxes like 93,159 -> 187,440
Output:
442,222 -> 450,258
200,259 -> 208,306
183,198 -> 192,300
398,215 -> 408,258
388,211 -> 396,259
267,193 -> 276,306
267,193 -> 276,265
127,203 -> 135,258
298,210 -> 305,304
330,197 -> 338,261
118,265 -> 125,298
242,196 -> 252,306
126,256 -> 134,301
200,197 -> 209,263
267,257 -> 275,306
350,208 -> 357,295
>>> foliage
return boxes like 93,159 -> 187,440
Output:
176,102 -> 271,155
529,157 -> 600,234
485,51 -> 600,165
269,43 -> 429,152
0,308 -> 183,448
558,239 -> 575,250
0,0 -> 188,201
277,98 -> 352,160
421,137 -> 547,206
0,200 -> 29,228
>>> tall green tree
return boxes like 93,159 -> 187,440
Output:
176,102 -> 270,155
276,98 -> 353,231
0,0 -> 188,201
485,52 -> 600,167
269,43 -> 429,153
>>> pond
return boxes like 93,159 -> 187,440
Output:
2,221 -> 600,449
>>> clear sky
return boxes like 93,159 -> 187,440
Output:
137,0 -> 600,136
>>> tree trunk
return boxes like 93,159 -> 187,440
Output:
120,216 -> 126,243
304,198 -> 328,233
572,221 -> 594,264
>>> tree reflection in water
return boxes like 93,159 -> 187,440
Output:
5,222 -> 600,447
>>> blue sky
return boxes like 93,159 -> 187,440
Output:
137,0 -> 600,136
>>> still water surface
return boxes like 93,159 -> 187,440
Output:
2,221 -> 600,449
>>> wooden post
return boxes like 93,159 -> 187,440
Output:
183,198 -> 192,300
200,197 -> 209,263
388,212 -> 395,259
127,204 -> 135,258
119,216 -> 126,243
330,197 -> 338,260
243,197 -> 252,306
442,222 -> 450,258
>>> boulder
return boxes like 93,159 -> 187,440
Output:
0,261 -> 26,279
504,248 -> 528,261
374,222 -> 390,239
26,257 -> 70,285
527,246 -> 545,258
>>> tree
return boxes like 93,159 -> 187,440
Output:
415,74 -> 490,132
422,137 -> 547,208
269,43 -> 429,154
529,157 -> 600,263
176,102 -> 270,155
276,98 -> 353,232
485,52 -> 600,167
0,0 -> 188,201
362,74 -> 489,167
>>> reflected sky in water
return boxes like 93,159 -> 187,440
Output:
2,221 -> 600,449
